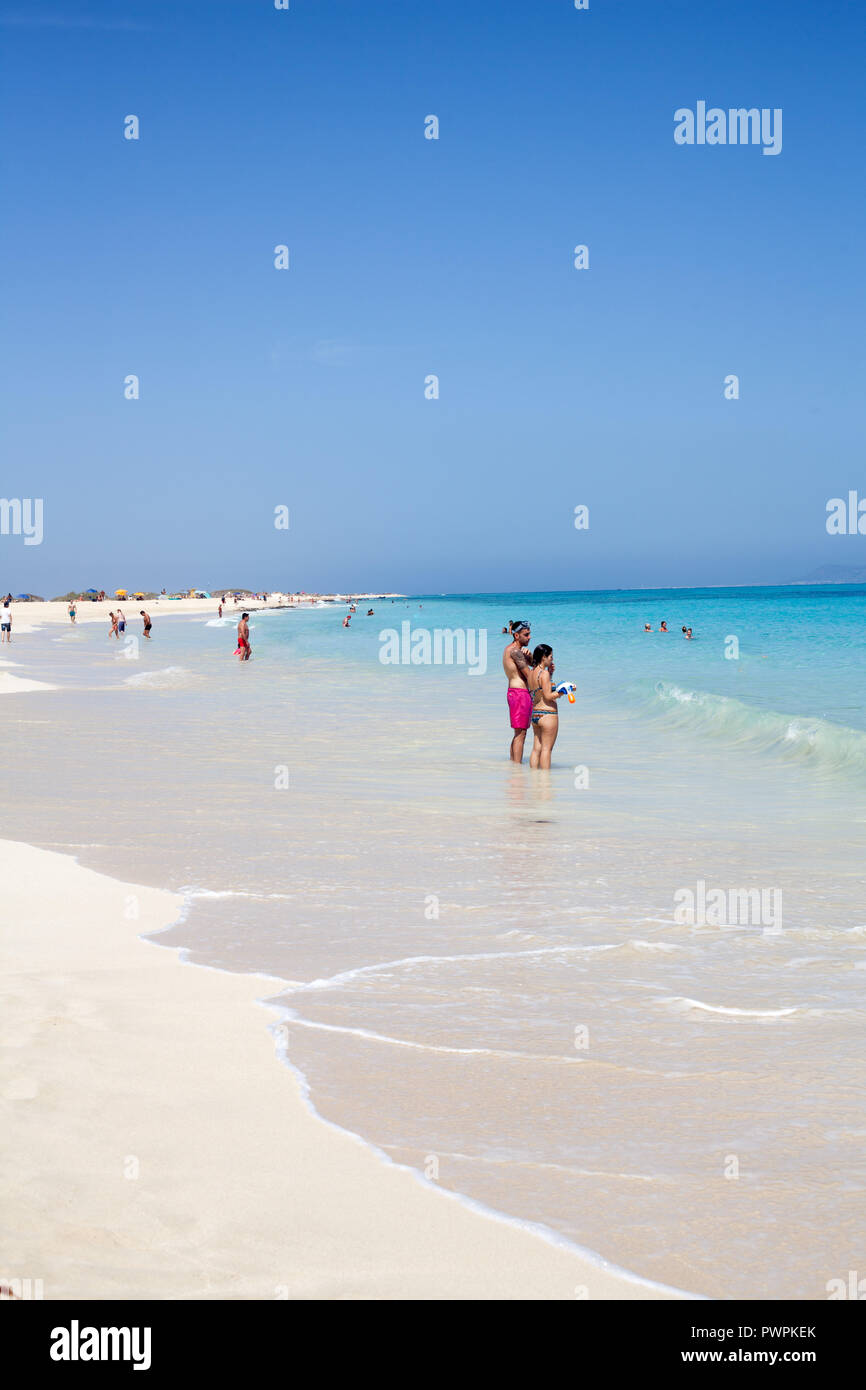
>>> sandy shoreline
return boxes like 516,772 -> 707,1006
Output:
0,839 -> 677,1300
4,592 -> 402,632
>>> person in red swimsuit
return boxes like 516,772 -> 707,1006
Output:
236,612 -> 251,661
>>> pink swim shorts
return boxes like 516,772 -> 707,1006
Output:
507,687 -> 532,730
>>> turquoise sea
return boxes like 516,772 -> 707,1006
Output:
7,583 -> 866,1298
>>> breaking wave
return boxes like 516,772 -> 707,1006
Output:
648,682 -> 866,775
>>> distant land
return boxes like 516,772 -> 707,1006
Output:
795,564 -> 866,584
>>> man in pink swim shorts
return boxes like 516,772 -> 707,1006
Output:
502,620 -> 533,763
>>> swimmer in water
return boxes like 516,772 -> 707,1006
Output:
503,621 -> 533,763
528,644 -> 565,770
660,621 -> 668,632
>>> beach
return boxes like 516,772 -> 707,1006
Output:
0,837 -> 669,1301
0,596 -> 673,1300
1,586 -> 864,1301
5,592 -> 402,632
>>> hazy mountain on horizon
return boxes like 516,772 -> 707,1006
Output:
796,564 -> 866,584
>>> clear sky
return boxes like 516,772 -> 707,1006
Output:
1,0 -> 864,596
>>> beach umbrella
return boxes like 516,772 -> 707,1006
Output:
85,588 -> 98,594
16,592 -> 29,600
115,588 -> 127,598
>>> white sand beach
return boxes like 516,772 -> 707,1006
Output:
0,839 -> 673,1300
3,592 -> 399,632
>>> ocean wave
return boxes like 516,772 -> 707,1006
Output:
281,1011 -> 586,1062
658,995 -> 799,1018
182,888 -> 294,901
124,666 -> 196,689
294,939 -> 680,994
649,681 -> 866,775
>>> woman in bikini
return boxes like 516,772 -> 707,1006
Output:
528,643 -> 564,770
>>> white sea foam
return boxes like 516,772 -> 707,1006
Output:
182,888 -> 294,901
659,996 -> 799,1018
297,942 -> 628,993
124,666 -> 194,689
283,1010 -> 584,1062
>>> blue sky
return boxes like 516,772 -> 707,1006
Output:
1,0 -> 864,595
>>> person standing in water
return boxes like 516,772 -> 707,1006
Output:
0,604 -> 11,645
108,611 -> 119,639
236,612 -> 251,661
503,621 -> 533,763
68,600 -> 76,624
140,610 -> 152,639
528,644 -> 565,770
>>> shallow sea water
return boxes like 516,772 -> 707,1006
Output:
4,587 -> 865,1297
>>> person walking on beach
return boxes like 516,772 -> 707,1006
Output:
68,600 -> 76,624
528,644 -> 565,770
140,610 -> 152,639
108,611 -> 119,639
503,620 -> 533,763
117,608 -> 126,635
236,612 -> 251,661
1,604 -> 11,644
